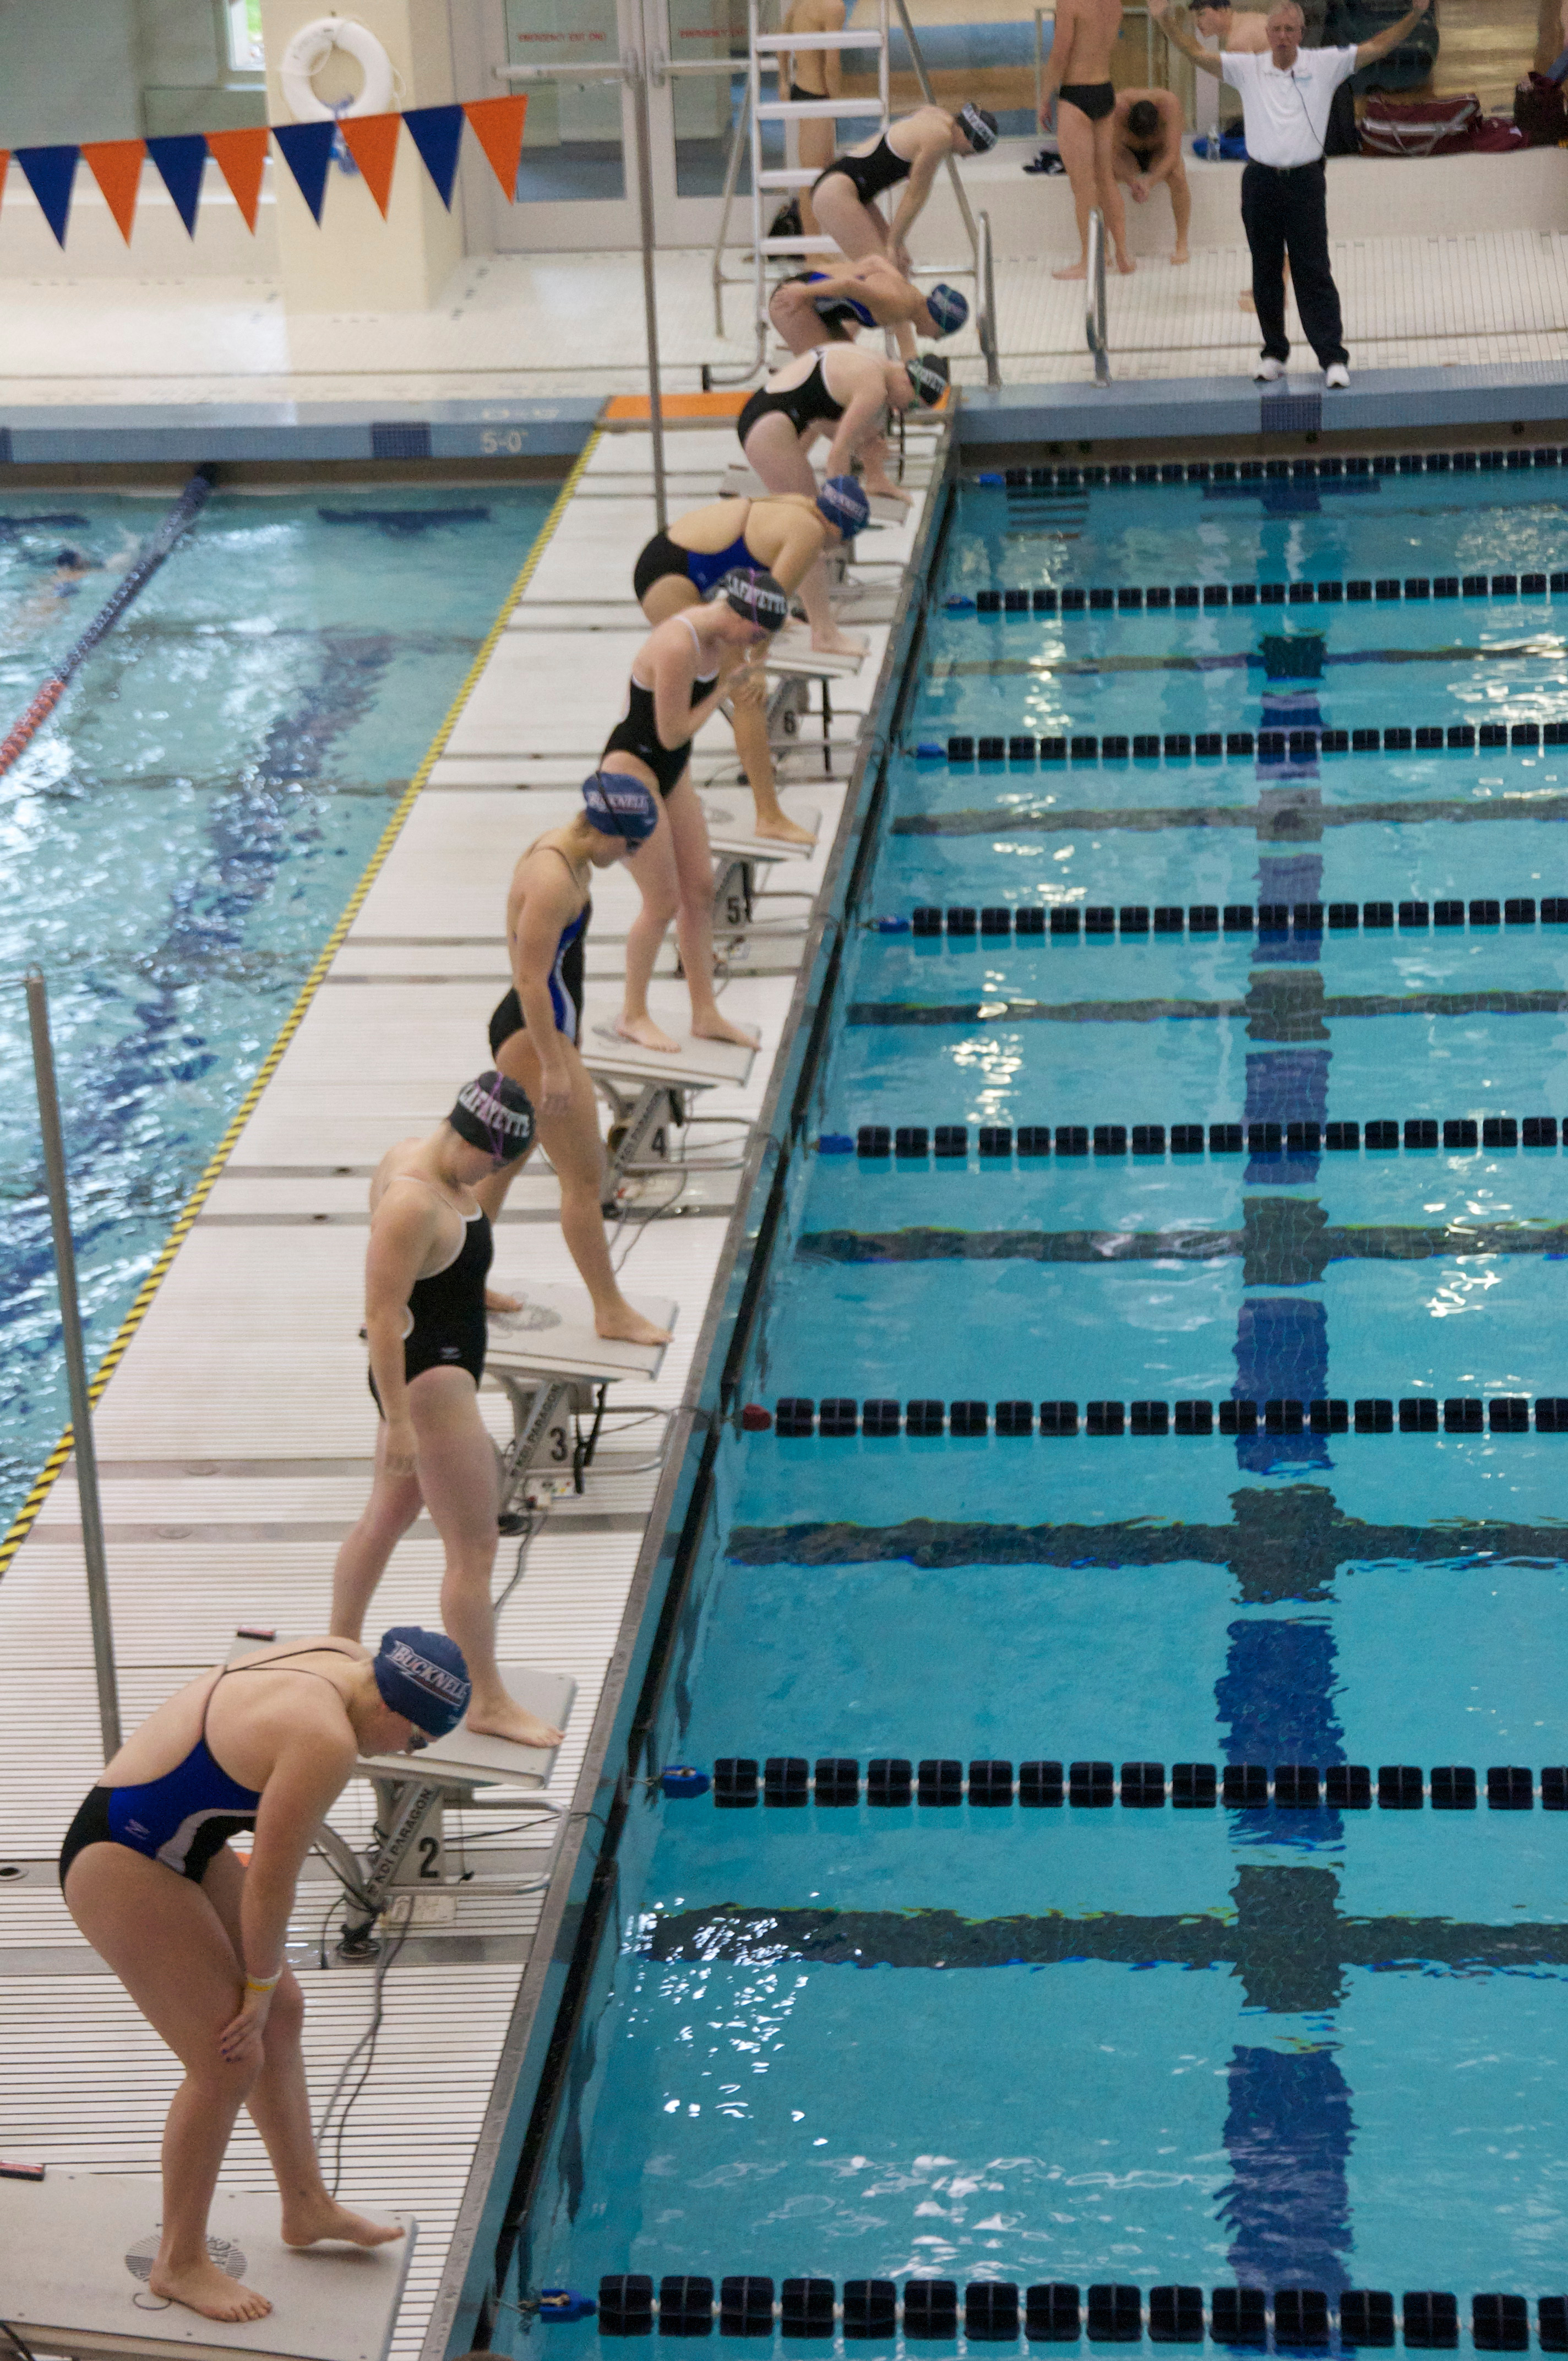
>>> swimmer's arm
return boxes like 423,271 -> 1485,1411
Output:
240,1731 -> 359,1982
823,377 -> 890,476
1146,105 -> 1184,182
1038,0 -> 1076,105
766,512 -> 831,595
510,892 -> 578,1109
820,0 -> 845,95
1147,0 -> 1226,74
885,145 -> 939,258
652,640 -> 737,749
363,1192 -> 438,1463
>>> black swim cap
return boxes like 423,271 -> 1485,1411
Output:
718,568 -> 790,632
448,1070 -> 536,1162
957,102 -> 999,153
905,352 -> 950,408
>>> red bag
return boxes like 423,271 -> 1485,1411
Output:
1471,115 -> 1528,153
1515,72 -> 1568,146
1360,92 -> 1480,156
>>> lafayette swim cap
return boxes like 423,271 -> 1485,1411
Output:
582,768 -> 660,844
448,1069 -> 536,1162
373,1626 -> 471,1738
905,352 -> 950,408
818,475 -> 872,538
717,568 -> 790,632
957,102 -> 999,153
925,282 -> 970,338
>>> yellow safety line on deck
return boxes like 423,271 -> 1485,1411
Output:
0,431 -> 602,1582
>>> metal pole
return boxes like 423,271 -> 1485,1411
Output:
979,208 -> 1001,390
890,0 -> 981,253
1086,205 -> 1110,385
24,968 -> 121,1758
629,52 -> 669,533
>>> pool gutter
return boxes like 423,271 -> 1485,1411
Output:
423,420 -> 960,2361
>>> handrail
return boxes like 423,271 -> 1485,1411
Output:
1086,203 -> 1111,385
493,58 -> 627,80
978,205 -> 1001,389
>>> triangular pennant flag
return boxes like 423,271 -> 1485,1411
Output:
338,111 -> 401,218
462,95 -> 529,198
205,126 -> 269,232
145,134 -> 208,236
401,104 -> 464,209
0,155 -> 9,209
271,119 -> 336,223
14,145 -> 79,248
81,138 -> 145,243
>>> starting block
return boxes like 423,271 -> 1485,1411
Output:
486,1283 -> 676,1517
701,793 -> 819,943
582,1015 -> 756,1192
0,2167 -> 413,2361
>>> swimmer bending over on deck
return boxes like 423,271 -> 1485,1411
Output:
59,1628 -> 465,2321
1039,0 -> 1136,279
1113,88 -> 1190,262
331,1071 -> 566,1751
771,254 -> 971,361
810,100 -> 998,274
603,569 -> 787,1056
487,774 -> 671,1346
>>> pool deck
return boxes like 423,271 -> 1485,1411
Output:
0,422 -> 943,2357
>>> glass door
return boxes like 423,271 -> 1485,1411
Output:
477,0 -> 642,249
641,0 -> 774,244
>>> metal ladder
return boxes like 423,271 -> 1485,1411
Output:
710,0 -> 1000,389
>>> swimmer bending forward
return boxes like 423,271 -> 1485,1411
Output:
60,1628 -> 467,2322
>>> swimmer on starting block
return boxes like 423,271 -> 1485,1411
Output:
631,474 -> 872,835
771,255 -> 970,362
487,774 -> 673,1347
737,335 -> 945,513
59,1626 -> 467,2322
603,567 -> 786,1056
331,1071 -> 566,1750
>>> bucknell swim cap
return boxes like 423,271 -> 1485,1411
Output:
448,1069 -> 536,1162
925,282 -> 970,338
373,1626 -> 471,1738
718,568 -> 790,632
905,352 -> 950,408
957,102 -> 999,153
818,475 -> 872,538
582,768 -> 660,844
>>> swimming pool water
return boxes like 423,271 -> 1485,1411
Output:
0,485 -> 554,1537
529,467 -> 1568,2340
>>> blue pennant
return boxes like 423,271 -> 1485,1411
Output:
144,134 -> 208,236
270,119 -> 336,222
401,104 -> 465,209
15,145 -> 79,248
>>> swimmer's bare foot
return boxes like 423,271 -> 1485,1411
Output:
468,1697 -> 565,1748
281,2197 -> 405,2251
754,812 -> 815,847
1054,260 -> 1087,280
148,2256 -> 271,2324
1172,245 -> 1190,265
692,1013 -> 760,1049
614,1012 -> 681,1055
1115,252 -> 1136,275
595,1299 -> 674,1347
864,478 -> 914,509
811,625 -> 868,657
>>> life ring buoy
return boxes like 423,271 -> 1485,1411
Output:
280,15 -> 396,122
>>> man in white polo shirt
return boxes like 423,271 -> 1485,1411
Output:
1151,0 -> 1431,387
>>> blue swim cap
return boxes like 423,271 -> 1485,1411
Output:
925,282 -> 970,338
818,475 -> 871,538
806,270 -> 874,329
448,1069 -> 536,1162
582,768 -> 660,844
717,567 -> 790,633
373,1626 -> 471,1738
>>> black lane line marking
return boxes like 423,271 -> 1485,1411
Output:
848,987 -> 1568,1028
894,796 -> 1568,837
726,1486 -> 1568,1602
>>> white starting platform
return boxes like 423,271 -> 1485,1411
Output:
700,793 -> 820,944
582,1016 -> 756,1192
486,1282 -> 676,1515
0,2169 -> 413,2361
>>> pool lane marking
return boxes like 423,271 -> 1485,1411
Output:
846,987 -> 1568,1025
893,795 -> 1568,836
0,432 -> 601,1584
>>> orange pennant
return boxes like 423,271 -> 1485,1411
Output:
339,111 -> 401,219
462,95 -> 529,198
80,139 -> 146,243
204,126 -> 269,232
0,153 -> 10,208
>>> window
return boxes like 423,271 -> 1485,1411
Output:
222,0 -> 265,74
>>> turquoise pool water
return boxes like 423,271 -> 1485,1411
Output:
523,464 -> 1568,2344
0,485 -> 554,1535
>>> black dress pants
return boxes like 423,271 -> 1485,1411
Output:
1240,157 -> 1348,367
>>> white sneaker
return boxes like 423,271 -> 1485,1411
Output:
1253,356 -> 1287,382
1325,362 -> 1350,389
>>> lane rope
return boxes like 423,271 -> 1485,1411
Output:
0,429 -> 602,1581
